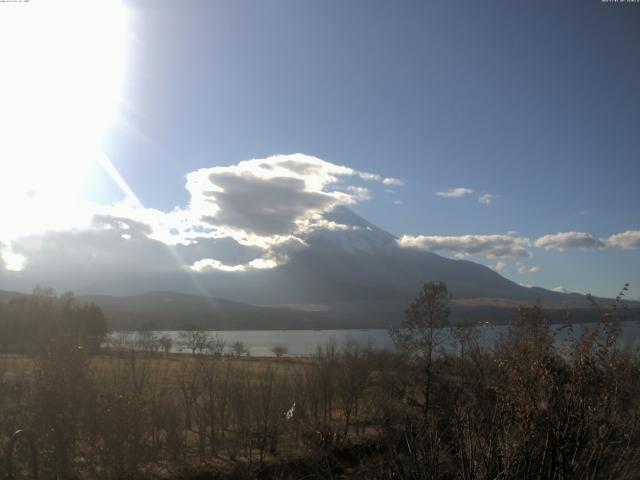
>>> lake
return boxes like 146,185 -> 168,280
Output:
110,321 -> 640,357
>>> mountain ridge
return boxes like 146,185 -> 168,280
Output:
2,207 -> 637,329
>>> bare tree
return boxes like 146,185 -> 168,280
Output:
390,281 -> 450,416
207,333 -> 226,357
231,340 -> 248,358
177,360 -> 202,431
271,344 -> 287,359
314,338 -> 338,429
336,338 -> 371,435
137,330 -> 159,353
180,330 -> 210,357
159,335 -> 173,357
451,319 -> 480,388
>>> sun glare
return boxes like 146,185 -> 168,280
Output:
0,0 -> 128,241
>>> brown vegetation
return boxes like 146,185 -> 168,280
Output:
0,283 -> 639,479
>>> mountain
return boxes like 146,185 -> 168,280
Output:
3,207 -> 637,329
178,206 -> 574,305
79,207 -> 564,302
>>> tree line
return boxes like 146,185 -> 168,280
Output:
0,287 -> 109,353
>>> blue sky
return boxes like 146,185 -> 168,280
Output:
105,0 -> 640,297
1,0 -> 639,298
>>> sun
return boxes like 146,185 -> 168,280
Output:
0,0 -> 129,241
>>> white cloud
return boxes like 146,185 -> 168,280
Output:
9,220 -> 187,284
551,286 -> 590,295
184,154 -> 400,242
189,257 -> 278,273
435,187 -> 474,198
515,264 -> 540,274
478,193 -> 499,205
343,186 -> 371,202
350,171 -> 404,187
187,156 -> 348,238
189,259 -> 247,273
534,230 -> 640,252
494,261 -> 508,271
606,230 -> 640,249
394,199 -> 404,206
534,232 -> 607,251
397,233 -> 531,259
3,154 -> 396,282
383,177 -> 404,186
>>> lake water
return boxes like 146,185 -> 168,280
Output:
110,321 -> 640,357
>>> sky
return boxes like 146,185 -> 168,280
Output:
0,0 -> 639,298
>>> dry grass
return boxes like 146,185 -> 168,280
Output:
1,294 -> 639,479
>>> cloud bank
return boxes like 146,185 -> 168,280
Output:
397,228 -> 640,262
397,234 -> 532,259
533,230 -> 640,252
607,231 -> 640,250
534,232 -> 607,251
2,154 -> 403,281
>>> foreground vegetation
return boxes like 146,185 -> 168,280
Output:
0,284 -> 639,479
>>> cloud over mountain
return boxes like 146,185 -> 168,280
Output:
197,173 -> 334,237
552,286 -> 571,294
3,154 -> 402,279
184,154 -> 389,240
397,234 -> 531,259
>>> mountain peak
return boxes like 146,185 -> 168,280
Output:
307,206 -> 397,254
323,206 -> 389,232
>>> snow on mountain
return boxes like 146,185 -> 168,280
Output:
305,206 -> 397,254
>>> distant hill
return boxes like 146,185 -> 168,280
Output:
0,289 -> 633,331
0,289 -> 25,303
75,292 -> 328,330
